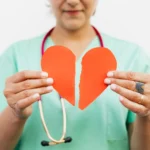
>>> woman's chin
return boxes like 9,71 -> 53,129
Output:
62,21 -> 86,31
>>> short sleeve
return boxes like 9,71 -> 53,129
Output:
126,46 -> 150,124
0,45 -> 17,112
126,110 -> 136,123
130,46 -> 150,73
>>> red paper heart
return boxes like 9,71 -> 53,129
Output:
41,46 -> 117,110
41,46 -> 75,106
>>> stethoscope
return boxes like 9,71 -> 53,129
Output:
39,26 -> 104,146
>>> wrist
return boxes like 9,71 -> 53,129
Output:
7,106 -> 28,123
137,114 -> 150,123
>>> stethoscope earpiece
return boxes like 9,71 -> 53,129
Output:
64,136 -> 72,143
41,137 -> 72,146
41,141 -> 49,146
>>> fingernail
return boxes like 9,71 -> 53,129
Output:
47,86 -> 53,91
47,78 -> 53,84
33,93 -> 40,98
107,71 -> 114,77
41,72 -> 48,78
110,84 -> 117,90
119,96 -> 123,102
104,78 -> 111,84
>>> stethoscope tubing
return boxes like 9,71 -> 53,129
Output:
39,26 -> 104,146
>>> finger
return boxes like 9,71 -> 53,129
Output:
16,93 -> 40,110
119,96 -> 150,116
110,84 -> 150,108
7,70 -> 49,83
104,78 -> 136,91
105,78 -> 150,95
107,71 -> 149,83
13,78 -> 53,93
12,86 -> 53,101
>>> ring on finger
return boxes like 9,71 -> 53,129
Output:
135,82 -> 144,94
138,95 -> 145,105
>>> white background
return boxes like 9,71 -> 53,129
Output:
0,0 -> 150,55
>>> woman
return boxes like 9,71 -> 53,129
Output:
0,0 -> 150,150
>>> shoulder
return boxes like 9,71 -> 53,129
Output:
0,32 -> 48,73
0,32 -> 47,58
92,24 -> 144,53
101,32 -> 139,52
95,28 -> 150,72
100,31 -> 150,60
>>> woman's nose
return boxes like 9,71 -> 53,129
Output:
66,0 -> 80,7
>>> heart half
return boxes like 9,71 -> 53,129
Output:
79,47 -> 117,110
41,46 -> 75,106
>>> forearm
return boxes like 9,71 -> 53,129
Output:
130,115 -> 150,150
0,106 -> 27,150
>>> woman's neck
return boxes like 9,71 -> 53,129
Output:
51,23 -> 96,42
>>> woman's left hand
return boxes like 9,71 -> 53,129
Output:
104,71 -> 150,117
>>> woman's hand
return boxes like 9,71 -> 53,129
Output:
104,71 -> 150,117
3,70 -> 53,120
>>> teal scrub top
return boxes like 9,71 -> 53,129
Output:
0,30 -> 150,150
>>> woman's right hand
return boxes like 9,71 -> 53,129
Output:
3,70 -> 53,120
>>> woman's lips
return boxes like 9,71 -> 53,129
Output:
64,10 -> 82,15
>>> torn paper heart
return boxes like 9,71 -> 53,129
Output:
41,46 -> 117,110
